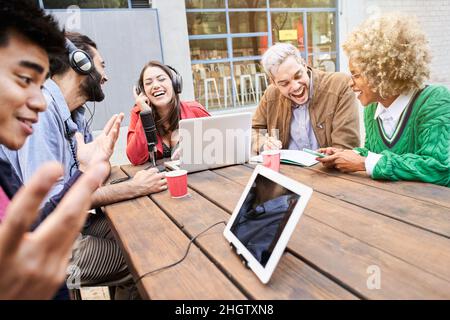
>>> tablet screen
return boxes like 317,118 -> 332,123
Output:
229,173 -> 300,267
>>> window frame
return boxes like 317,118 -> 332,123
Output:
186,0 -> 340,109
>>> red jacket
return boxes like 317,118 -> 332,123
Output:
126,101 -> 210,165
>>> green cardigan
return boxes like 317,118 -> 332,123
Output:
355,85 -> 450,187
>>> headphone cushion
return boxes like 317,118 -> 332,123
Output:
69,50 -> 93,75
173,74 -> 183,94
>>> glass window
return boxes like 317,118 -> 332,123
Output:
187,1 -> 339,109
271,12 -> 306,54
233,60 -> 269,107
232,36 -> 268,57
192,62 -> 233,110
187,12 -> 227,35
269,0 -> 336,8
308,52 -> 337,72
185,0 -> 225,9
189,39 -> 228,61
229,11 -> 268,34
307,12 -> 336,55
43,0 -> 128,8
228,0 -> 267,8
192,60 -> 268,110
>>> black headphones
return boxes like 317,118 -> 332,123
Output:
65,38 -> 94,75
136,64 -> 183,96
167,65 -> 183,95
64,39 -> 96,174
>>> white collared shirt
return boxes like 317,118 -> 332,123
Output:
365,91 -> 415,176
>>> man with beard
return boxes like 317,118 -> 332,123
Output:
0,32 -> 167,299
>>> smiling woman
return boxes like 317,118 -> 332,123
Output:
316,13 -> 450,187
343,14 -> 431,102
126,61 -> 211,165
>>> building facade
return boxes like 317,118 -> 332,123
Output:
36,0 -> 449,164
38,0 -> 450,113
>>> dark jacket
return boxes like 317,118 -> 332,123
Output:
252,68 -> 361,153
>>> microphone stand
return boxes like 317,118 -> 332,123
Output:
139,102 -> 158,169
148,141 -> 157,167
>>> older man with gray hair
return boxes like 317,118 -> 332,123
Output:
252,43 -> 360,153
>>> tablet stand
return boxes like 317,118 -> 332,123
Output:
229,242 -> 249,269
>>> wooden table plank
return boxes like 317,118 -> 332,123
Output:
120,164 -> 357,299
121,163 -> 149,177
124,162 -> 450,210
105,165 -> 129,184
244,163 -> 450,209
294,215 -> 450,299
214,165 -> 450,283
188,168 -> 450,299
149,187 -> 358,300
214,165 -> 255,186
307,165 -> 450,209
276,164 -> 450,238
104,196 -> 246,300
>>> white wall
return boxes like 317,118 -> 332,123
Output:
151,0 -> 195,101
107,1 -> 197,166
338,0 -> 366,73
50,9 -> 163,130
340,0 -> 450,87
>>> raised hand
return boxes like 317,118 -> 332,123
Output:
0,161 -> 108,299
76,113 -> 124,172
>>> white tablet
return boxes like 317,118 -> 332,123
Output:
223,165 -> 313,284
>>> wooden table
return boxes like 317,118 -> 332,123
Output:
103,163 -> 450,300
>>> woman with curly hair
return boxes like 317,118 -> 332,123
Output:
318,13 -> 450,187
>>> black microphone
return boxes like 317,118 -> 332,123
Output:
140,108 -> 157,166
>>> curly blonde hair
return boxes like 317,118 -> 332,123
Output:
343,13 -> 431,98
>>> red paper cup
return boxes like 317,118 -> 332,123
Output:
165,170 -> 188,198
262,150 -> 281,172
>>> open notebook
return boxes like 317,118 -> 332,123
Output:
250,150 -> 319,167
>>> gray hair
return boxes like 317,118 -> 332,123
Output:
261,43 -> 305,78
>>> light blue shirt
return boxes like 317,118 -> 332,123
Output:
287,76 -> 319,151
0,79 -> 92,200
288,104 -> 319,151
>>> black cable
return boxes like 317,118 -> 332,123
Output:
65,121 -> 79,176
85,74 -> 97,132
134,220 -> 227,285
85,101 -> 95,132
66,74 -> 97,176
